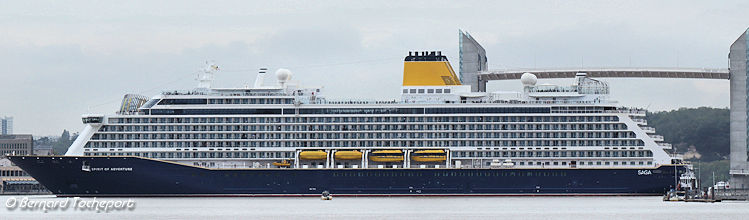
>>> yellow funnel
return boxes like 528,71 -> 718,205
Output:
402,51 -> 461,86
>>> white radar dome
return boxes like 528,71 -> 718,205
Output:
275,68 -> 292,82
520,72 -> 537,86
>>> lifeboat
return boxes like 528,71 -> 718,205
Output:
411,150 -> 447,162
335,150 -> 362,160
370,150 -> 404,162
272,159 -> 292,167
299,150 -> 327,160
411,149 -> 447,162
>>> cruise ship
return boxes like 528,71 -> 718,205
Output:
8,50 -> 692,196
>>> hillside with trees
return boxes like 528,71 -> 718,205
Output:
646,107 -> 730,182
646,107 -> 729,161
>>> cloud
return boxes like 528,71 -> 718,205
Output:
0,0 -> 746,135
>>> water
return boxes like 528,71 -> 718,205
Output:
1,195 -> 747,219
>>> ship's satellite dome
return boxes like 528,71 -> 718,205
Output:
520,72 -> 537,86
276,68 -> 292,81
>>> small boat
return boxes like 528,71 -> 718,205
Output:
663,190 -> 686,202
299,150 -> 327,160
272,160 -> 292,167
410,149 -> 447,162
334,150 -> 362,160
370,150 -> 404,162
321,190 -> 332,200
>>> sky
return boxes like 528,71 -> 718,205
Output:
0,0 -> 747,136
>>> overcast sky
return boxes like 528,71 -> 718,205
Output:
1,0 -> 747,136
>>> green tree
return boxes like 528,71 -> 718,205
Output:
52,129 -> 74,155
646,107 -> 729,161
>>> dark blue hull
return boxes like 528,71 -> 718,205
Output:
8,156 -> 685,196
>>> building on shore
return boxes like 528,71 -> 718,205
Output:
32,144 -> 53,156
0,134 -> 48,194
0,166 -> 47,194
0,116 -> 11,135
0,134 -> 33,156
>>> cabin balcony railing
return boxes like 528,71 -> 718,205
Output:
632,118 -> 647,124
649,134 -> 664,141
640,126 -> 656,133
161,90 -> 288,97
657,142 -> 672,149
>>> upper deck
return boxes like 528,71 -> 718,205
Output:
115,64 -> 617,117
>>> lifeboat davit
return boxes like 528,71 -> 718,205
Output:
370,150 -> 404,162
299,150 -> 327,160
334,150 -> 362,160
411,149 -> 447,162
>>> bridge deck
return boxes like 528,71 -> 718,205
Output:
476,67 -> 729,91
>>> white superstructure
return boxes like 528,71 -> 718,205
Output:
67,58 -> 680,170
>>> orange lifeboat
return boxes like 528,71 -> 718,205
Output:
370,150 -> 404,162
334,150 -> 363,160
299,150 -> 327,160
410,149 -> 447,162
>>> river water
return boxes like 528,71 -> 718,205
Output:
1,195 -> 747,219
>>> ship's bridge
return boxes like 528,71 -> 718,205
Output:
81,114 -> 104,124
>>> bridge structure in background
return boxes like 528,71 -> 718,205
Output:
475,67 -> 729,92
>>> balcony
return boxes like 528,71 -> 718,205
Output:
657,142 -> 672,150
640,126 -> 655,133
632,118 -> 647,125
649,134 -> 664,142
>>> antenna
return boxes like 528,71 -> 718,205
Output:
197,61 -> 219,90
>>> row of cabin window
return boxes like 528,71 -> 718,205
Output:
156,98 -> 295,105
452,150 -> 653,158
86,151 -> 291,159
148,108 -> 554,115
86,138 -> 646,148
109,115 -> 620,124
403,88 -> 451,94
98,122 -> 628,133
93,131 -> 637,141
508,161 -> 652,166
208,98 -> 294,105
